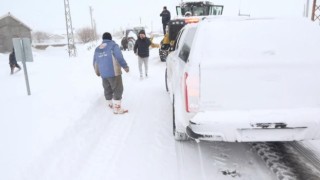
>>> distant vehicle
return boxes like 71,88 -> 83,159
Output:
165,16 -> 320,142
120,26 -> 145,51
159,1 -> 223,62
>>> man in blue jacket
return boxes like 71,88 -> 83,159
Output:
93,32 -> 129,114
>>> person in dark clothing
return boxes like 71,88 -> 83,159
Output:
9,48 -> 21,75
160,6 -> 171,35
133,30 -> 151,79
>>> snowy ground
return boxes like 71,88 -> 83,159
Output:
1,41 -> 320,180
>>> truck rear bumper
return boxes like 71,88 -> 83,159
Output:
186,108 -> 320,142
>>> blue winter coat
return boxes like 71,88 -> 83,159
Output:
93,40 -> 128,78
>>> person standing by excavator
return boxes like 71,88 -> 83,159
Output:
160,6 -> 171,35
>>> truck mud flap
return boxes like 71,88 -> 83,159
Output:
186,126 -> 203,139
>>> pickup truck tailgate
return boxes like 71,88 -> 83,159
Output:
199,61 -> 320,111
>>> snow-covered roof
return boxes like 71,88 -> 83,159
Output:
49,34 -> 65,40
0,12 -> 32,30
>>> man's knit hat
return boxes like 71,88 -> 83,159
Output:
102,32 -> 112,40
139,30 -> 146,35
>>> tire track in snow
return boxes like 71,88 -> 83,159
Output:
101,52 -> 178,180
175,142 -> 208,180
97,61 -> 179,180
251,142 -> 320,180
174,140 -> 275,180
287,142 -> 320,179
175,142 -> 188,180
288,142 -> 320,173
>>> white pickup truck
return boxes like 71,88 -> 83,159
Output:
165,16 -> 320,142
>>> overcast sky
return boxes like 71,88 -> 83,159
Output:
0,0 -> 309,35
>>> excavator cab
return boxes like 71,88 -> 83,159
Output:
159,1 -> 224,62
176,1 -> 224,16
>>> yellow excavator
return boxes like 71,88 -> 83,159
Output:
159,1 -> 224,61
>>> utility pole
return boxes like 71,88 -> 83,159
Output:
89,6 -> 98,41
89,6 -> 96,40
311,0 -> 320,22
89,6 -> 94,30
304,0 -> 310,17
151,21 -> 153,32
94,20 -> 97,40
64,0 -> 77,57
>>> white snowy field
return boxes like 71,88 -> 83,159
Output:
1,35 -> 320,179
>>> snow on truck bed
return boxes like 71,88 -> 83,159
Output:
192,17 -> 320,111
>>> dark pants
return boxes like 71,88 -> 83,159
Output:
163,24 -> 167,35
9,63 -> 21,74
102,75 -> 124,101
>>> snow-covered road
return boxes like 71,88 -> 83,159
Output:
4,44 -> 320,180
22,81 -> 275,180
0,46 -> 277,180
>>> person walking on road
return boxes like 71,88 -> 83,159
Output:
160,6 -> 171,35
133,30 -> 151,79
9,48 -> 21,75
93,32 -> 130,114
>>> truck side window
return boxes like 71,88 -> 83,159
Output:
178,27 -> 197,62
173,29 -> 184,51
178,44 -> 190,62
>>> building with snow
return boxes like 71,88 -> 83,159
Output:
0,12 -> 32,53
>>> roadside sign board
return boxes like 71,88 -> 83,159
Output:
12,38 -> 33,62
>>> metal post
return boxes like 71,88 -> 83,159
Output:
21,61 -> 31,95
21,39 -> 31,95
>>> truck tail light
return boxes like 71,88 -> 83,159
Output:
184,72 -> 199,112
